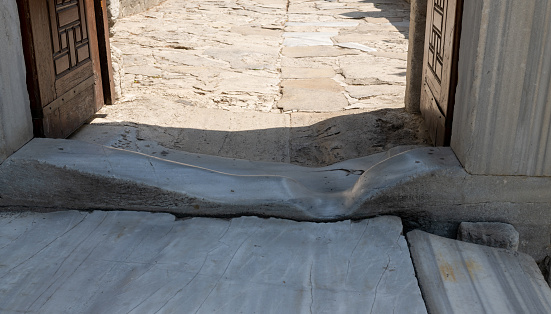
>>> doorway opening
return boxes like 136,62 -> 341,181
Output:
70,0 -> 431,167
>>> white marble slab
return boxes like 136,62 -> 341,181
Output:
285,21 -> 359,27
408,230 -> 551,314
0,211 -> 427,314
337,42 -> 377,52
283,32 -> 338,46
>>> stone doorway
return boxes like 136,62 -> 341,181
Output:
71,0 -> 430,166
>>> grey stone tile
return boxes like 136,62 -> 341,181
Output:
408,230 -> 551,314
277,78 -> 349,111
282,46 -> 360,57
0,212 -> 427,314
281,67 -> 336,79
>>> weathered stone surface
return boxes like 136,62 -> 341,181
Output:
278,79 -> 348,111
106,0 -> 120,28
282,78 -> 344,92
364,16 -> 406,24
356,22 -> 409,32
283,31 -> 338,46
0,212 -> 427,313
119,0 -> 167,17
75,105 -> 291,162
110,45 -> 124,100
336,42 -> 377,52
369,51 -> 408,60
346,85 -> 404,99
333,32 -> 406,44
204,46 -> 280,70
280,56 -> 339,68
340,55 -> 407,85
125,65 -> 162,77
230,25 -> 282,37
285,21 -> 359,27
457,222 -> 520,251
452,1 -> 551,176
0,138 -> 448,220
92,0 -> 421,160
289,109 -> 427,165
408,230 -> 551,313
106,0 -> 410,115
281,67 -> 336,79
154,51 -> 228,68
282,46 -> 360,57
5,139 -> 551,261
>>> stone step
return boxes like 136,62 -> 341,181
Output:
0,138 -> 452,220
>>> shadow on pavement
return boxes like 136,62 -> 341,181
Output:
72,107 -> 430,167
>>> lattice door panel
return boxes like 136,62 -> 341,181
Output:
19,0 -> 104,138
427,0 -> 446,84
420,0 -> 463,146
47,0 -> 91,77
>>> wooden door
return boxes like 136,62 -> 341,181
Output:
17,0 -> 104,138
420,0 -> 463,146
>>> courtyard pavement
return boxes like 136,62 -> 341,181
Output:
2,210 -> 550,313
72,0 -> 429,166
2,1 -> 551,312
0,211 -> 428,313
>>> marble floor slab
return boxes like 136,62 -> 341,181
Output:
0,211 -> 427,314
283,32 -> 339,46
408,230 -> 551,314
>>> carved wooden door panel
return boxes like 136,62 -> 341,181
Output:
18,0 -> 104,138
420,0 -> 463,146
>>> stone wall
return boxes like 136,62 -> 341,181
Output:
0,2 -> 33,164
120,0 -> 166,17
107,0 -> 166,24
451,1 -> 551,176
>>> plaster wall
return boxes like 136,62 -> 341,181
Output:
451,1 -> 551,176
0,2 -> 33,164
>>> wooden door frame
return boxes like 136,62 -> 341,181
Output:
420,0 -> 464,146
93,0 -> 115,106
16,0 -> 114,137
16,0 -> 43,136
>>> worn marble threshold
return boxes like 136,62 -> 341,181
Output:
2,139 -> 551,313
0,138 -> 457,219
2,138 -> 551,263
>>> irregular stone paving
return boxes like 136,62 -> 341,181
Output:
0,211 -> 428,313
85,0 -> 428,166
111,0 -> 409,111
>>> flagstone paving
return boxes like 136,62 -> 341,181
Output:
78,0 -> 429,166
0,211 -> 428,314
3,210 -> 550,313
110,0 -> 410,112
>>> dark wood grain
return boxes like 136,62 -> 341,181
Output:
18,0 -> 104,138
94,0 -> 115,105
29,0 -> 56,107
420,0 -> 463,146
84,0 -> 105,111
